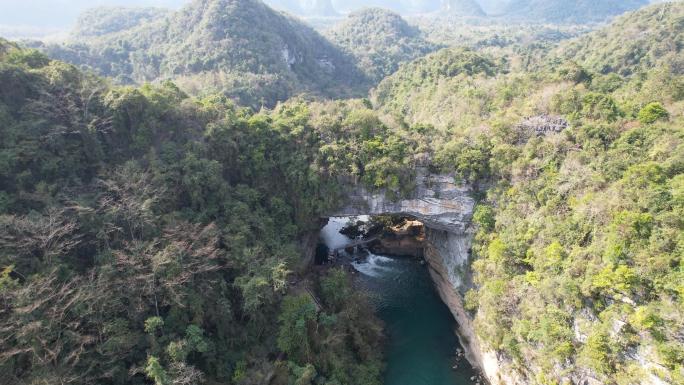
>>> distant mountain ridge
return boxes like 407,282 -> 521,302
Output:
553,1 -> 684,74
71,7 -> 171,38
441,0 -> 486,16
37,0 -> 368,107
327,8 -> 439,81
503,0 -> 649,23
266,0 -> 650,20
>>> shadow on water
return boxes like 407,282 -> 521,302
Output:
321,218 -> 480,385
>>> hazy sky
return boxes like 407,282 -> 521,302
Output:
0,0 -> 444,35
0,0 -> 187,28
1,0 -> 452,28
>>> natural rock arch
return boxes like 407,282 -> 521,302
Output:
329,167 -> 475,233
322,168 -> 491,379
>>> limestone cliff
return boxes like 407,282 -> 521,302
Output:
331,167 -> 474,232
424,229 -> 526,385
329,168 -> 527,384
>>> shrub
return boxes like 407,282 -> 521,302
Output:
637,102 -> 669,125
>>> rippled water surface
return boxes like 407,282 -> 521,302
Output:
321,218 -> 478,385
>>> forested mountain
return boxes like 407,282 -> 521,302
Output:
70,7 -> 172,38
35,0 -> 367,108
503,0 -> 649,23
553,2 -> 684,76
326,0 -> 441,14
374,2 -> 684,130
372,47 -> 508,130
327,8 -> 438,82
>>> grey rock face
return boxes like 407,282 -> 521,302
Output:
330,168 -> 475,232
517,114 -> 569,137
329,168 -> 487,377
425,228 -> 473,291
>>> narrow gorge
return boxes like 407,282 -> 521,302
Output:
315,168 -> 517,385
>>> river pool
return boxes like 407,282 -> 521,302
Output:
320,217 -> 480,385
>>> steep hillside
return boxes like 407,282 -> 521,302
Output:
553,2 -> 684,75
70,6 -> 171,38
378,2 -> 684,130
327,8 -> 438,82
503,0 -> 648,23
371,3 -> 684,384
0,42 -> 405,385
38,0 -> 367,108
372,47 -> 508,130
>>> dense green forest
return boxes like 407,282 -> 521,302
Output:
327,8 -> 438,83
1,1 -> 684,384
369,3 -> 684,383
70,7 -> 172,38
0,37 -> 421,384
32,0 -> 368,108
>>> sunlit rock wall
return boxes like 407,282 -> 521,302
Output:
330,167 -> 475,232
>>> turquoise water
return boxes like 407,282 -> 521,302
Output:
321,218 -> 479,385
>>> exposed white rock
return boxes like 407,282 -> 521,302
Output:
281,46 -> 297,69
317,57 -> 335,72
425,228 -> 472,290
328,168 -> 531,384
331,167 -> 475,232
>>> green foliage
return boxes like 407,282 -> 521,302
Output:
638,102 -> 669,124
5,49 -> 50,68
145,356 -> 170,385
145,317 -> 164,334
473,204 -> 496,232
277,275 -> 383,385
581,93 -> 622,122
435,135 -> 493,182
580,328 -> 613,375
327,8 -> 438,82
0,265 -> 18,292
37,0 -> 368,108
320,268 -> 352,312
72,6 -> 171,38
0,46 -> 389,385
558,61 -> 592,84
278,295 -> 318,363
555,3 -> 684,76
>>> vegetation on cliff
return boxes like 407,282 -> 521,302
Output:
368,3 -> 684,383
